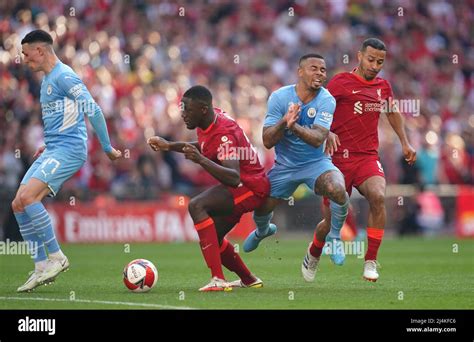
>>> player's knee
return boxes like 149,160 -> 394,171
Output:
188,197 -> 205,217
11,197 -> 23,213
368,191 -> 385,209
19,189 -> 37,207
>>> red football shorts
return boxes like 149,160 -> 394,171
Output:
323,154 -> 385,206
224,184 -> 268,226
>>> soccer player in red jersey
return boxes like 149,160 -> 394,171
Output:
147,85 -> 270,291
318,38 -> 417,282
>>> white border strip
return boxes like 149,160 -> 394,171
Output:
0,296 -> 195,310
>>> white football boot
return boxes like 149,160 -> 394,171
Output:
37,256 -> 70,284
301,243 -> 320,282
198,277 -> 232,292
228,277 -> 263,288
363,260 -> 380,282
17,270 -> 44,292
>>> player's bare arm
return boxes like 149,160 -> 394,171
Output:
147,136 -> 200,152
386,109 -> 417,165
262,103 -> 300,149
182,143 -> 241,187
290,123 -> 329,148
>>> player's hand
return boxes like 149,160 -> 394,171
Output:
33,145 -> 46,159
402,143 -> 416,166
285,103 -> 301,129
106,147 -> 122,161
147,136 -> 170,152
183,143 -> 203,164
325,132 -> 340,156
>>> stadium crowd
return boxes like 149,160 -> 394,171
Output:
1,0 -> 473,203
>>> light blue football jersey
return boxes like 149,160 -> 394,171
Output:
263,84 -> 336,168
40,61 -> 111,159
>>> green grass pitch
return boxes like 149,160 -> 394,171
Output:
0,237 -> 472,309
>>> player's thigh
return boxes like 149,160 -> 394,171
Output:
309,158 -> 345,194
27,151 -> 85,197
268,164 -> 302,200
19,178 -> 52,204
189,184 -> 235,216
356,175 -> 386,205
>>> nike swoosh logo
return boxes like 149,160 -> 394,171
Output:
202,244 -> 212,251
352,90 -> 361,94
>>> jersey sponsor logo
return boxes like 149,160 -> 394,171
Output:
47,84 -> 52,95
307,108 -> 316,118
352,90 -> 361,94
319,111 -> 332,123
353,101 -> 363,115
68,84 -> 83,98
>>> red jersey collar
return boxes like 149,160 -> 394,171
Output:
351,68 -> 377,84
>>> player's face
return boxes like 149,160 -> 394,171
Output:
180,97 -> 206,129
357,46 -> 386,80
298,58 -> 327,91
21,43 -> 46,72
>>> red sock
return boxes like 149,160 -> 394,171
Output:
309,234 -> 326,258
195,217 -> 225,280
220,239 -> 255,285
365,227 -> 384,261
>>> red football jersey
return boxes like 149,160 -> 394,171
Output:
196,108 -> 269,198
327,69 -> 393,156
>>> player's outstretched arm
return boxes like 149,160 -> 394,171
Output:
290,124 -> 329,148
386,109 -> 416,165
147,136 -> 199,153
59,73 -> 121,161
182,144 -> 241,187
88,106 -> 122,160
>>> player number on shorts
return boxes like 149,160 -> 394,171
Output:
41,158 -> 61,177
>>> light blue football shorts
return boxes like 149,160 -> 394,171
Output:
21,148 -> 85,197
268,157 -> 340,199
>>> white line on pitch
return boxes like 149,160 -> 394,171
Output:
0,296 -> 195,310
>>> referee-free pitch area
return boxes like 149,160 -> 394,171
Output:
1,237 -> 472,309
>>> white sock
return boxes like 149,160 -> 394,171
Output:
49,250 -> 66,261
35,260 -> 48,272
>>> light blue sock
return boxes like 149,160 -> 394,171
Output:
24,202 -> 60,254
328,199 -> 349,239
254,212 -> 273,236
14,212 -> 47,263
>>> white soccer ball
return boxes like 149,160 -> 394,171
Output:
123,259 -> 158,292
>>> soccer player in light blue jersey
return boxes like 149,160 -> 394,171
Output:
243,54 -> 349,282
12,30 -> 122,292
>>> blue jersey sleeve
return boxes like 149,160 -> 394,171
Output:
57,73 -> 113,153
313,95 -> 336,130
263,92 -> 285,127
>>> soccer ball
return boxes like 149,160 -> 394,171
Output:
123,259 -> 158,292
